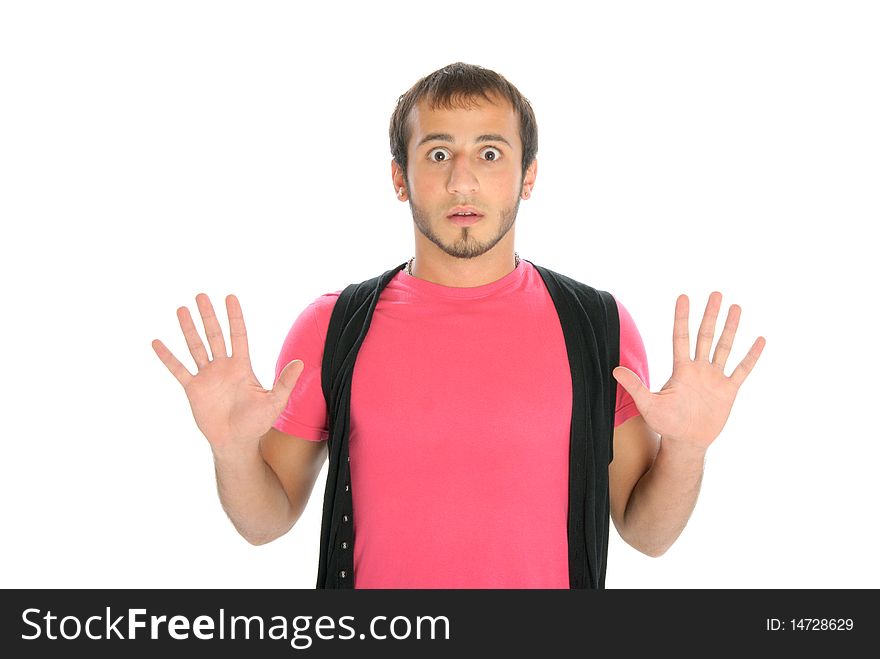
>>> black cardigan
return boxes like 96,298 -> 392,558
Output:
315,260 -> 620,588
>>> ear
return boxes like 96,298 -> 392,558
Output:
391,159 -> 407,198
522,158 -> 537,198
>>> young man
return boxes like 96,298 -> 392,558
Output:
152,62 -> 765,588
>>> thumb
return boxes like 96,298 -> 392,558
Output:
612,366 -> 651,411
273,359 -> 305,406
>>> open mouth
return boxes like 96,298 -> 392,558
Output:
447,206 -> 484,225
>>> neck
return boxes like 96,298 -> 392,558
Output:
408,248 -> 519,287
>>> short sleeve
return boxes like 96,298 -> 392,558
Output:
613,296 -> 650,428
271,300 -> 332,441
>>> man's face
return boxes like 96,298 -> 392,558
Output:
400,93 -> 534,261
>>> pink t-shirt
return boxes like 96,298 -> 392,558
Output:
273,259 -> 649,588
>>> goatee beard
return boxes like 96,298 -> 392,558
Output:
409,195 -> 520,261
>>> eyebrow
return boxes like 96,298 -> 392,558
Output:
417,133 -> 513,149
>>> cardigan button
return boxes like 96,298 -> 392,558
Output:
341,542 -> 348,549
345,484 -> 350,492
343,514 -> 349,523
339,570 -> 347,579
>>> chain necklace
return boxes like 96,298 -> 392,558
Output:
405,252 -> 520,277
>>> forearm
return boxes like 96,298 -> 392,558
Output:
620,438 -> 707,557
211,440 -> 294,545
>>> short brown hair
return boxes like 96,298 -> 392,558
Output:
389,62 -> 538,187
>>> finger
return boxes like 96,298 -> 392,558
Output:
729,336 -> 767,388
272,359 -> 305,409
226,294 -> 250,361
177,305 -> 210,369
695,291 -> 722,362
196,293 -> 228,360
151,339 -> 194,387
711,304 -> 741,371
612,366 -> 653,416
672,294 -> 691,363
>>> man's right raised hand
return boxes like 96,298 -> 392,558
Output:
152,293 -> 304,454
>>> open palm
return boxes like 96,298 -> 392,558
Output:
613,292 -> 765,451
152,294 -> 304,452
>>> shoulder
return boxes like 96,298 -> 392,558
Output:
310,262 -> 408,327
303,290 -> 343,337
610,294 -> 650,386
527,261 -> 617,312
612,295 -> 638,329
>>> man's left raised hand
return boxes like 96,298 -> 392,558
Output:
613,292 -> 766,452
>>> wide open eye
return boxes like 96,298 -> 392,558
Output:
427,146 -> 503,162
481,146 -> 502,161
428,147 -> 451,162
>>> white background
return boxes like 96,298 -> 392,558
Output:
2,1 -> 877,589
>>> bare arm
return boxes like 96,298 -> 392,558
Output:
609,415 -> 704,557
610,291 -> 765,557
211,429 -> 327,545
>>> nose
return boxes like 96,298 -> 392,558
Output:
446,157 -> 479,196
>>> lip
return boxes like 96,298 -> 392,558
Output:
448,214 -> 483,226
447,206 -> 484,226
